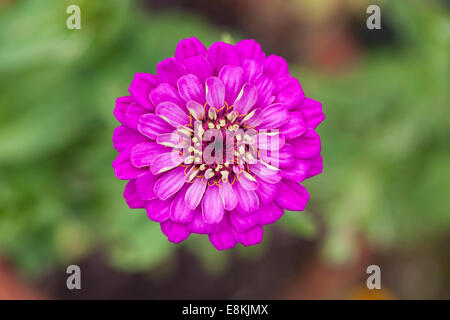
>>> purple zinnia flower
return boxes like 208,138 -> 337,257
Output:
112,37 -> 324,250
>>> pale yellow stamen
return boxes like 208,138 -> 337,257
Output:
208,108 -> 217,121
184,156 -> 194,164
221,170 -> 229,182
226,111 -> 238,123
204,168 -> 214,179
185,166 -> 199,182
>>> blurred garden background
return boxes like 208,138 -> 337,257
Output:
0,0 -> 449,299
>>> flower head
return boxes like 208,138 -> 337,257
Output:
112,37 -> 324,250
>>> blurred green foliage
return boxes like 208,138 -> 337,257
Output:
0,0 -> 448,274
301,0 -> 450,262
0,0 -> 226,274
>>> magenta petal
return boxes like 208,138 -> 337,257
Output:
278,144 -> 295,168
235,39 -> 265,61
218,65 -> 244,105
230,210 -> 259,232
241,58 -> 263,83
125,103 -> 148,129
188,210 -> 217,234
255,133 -> 285,151
160,220 -> 190,244
280,111 -> 306,139
156,57 -> 186,87
306,155 -> 323,179
258,104 -> 291,129
138,114 -> 173,140
153,166 -> 186,200
275,180 -> 309,211
185,178 -> 207,210
218,181 -> 238,211
130,141 -> 165,168
292,129 -> 321,159
263,55 -> 289,80
274,77 -> 304,110
298,98 -> 325,129
146,198 -> 170,222
256,178 -> 280,205
177,74 -> 205,104
202,186 -> 225,224
233,83 -> 258,115
284,159 -> 311,182
113,126 -> 147,152
250,160 -> 283,184
135,170 -> 158,200
156,133 -> 186,148
175,37 -> 207,61
233,225 -> 263,247
237,173 -> 258,191
234,182 -> 260,216
128,73 -> 157,110
183,55 -> 212,84
112,149 -> 146,180
260,143 -> 294,169
156,101 -> 190,127
150,152 -> 183,175
208,218 -> 237,250
243,108 -> 264,128
170,186 -> 195,223
186,100 -> 205,120
150,83 -> 184,107
209,231 -> 237,250
205,77 -> 225,109
114,96 -> 133,125
258,202 -> 284,225
123,180 -> 146,209
206,42 -> 239,74
254,74 -> 275,109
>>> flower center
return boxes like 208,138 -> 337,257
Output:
180,104 -> 257,186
